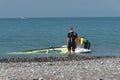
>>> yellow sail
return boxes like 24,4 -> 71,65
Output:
8,47 -> 68,54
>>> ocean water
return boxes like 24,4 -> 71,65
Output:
0,17 -> 120,58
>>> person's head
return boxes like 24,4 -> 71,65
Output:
69,27 -> 74,32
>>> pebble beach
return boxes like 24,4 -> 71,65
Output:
0,56 -> 120,80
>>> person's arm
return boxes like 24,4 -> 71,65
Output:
79,43 -> 82,48
67,33 -> 69,46
66,38 -> 69,46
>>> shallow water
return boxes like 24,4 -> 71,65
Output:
0,17 -> 120,58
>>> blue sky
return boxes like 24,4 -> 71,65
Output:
0,0 -> 120,18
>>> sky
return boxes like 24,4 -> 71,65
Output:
0,0 -> 120,18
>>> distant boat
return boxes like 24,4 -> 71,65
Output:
21,17 -> 28,19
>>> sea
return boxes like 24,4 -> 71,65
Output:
0,17 -> 120,58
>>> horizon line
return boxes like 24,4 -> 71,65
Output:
0,16 -> 120,19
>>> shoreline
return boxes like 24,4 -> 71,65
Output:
0,56 -> 120,62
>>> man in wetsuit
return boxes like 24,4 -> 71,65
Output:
67,27 -> 78,54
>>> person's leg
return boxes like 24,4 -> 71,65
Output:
84,42 -> 87,49
67,43 -> 71,54
72,43 -> 76,54
84,41 -> 90,49
87,41 -> 91,49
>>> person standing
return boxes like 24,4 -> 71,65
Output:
67,27 -> 78,54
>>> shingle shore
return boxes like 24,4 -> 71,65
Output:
0,56 -> 120,80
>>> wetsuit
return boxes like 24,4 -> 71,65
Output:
81,38 -> 91,49
67,32 -> 77,51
